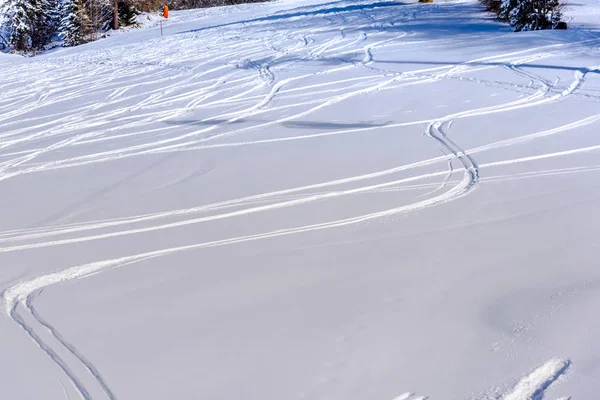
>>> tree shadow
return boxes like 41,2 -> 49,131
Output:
31,152 -> 176,228
371,58 -> 600,74
177,0 -> 410,35
163,119 -> 248,126
282,120 -> 389,129
163,119 -> 389,129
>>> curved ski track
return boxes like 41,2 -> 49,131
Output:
1,1 -> 599,399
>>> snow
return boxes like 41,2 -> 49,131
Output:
1,0 -> 600,399
502,358 -> 570,400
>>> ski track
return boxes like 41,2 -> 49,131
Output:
1,0 -> 599,399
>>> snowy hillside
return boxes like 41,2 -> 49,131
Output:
1,0 -> 600,399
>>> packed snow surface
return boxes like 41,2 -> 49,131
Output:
1,0 -> 600,399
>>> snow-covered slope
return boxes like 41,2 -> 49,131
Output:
1,0 -> 599,399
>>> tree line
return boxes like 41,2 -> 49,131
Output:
0,0 -> 269,52
1,0 -> 566,53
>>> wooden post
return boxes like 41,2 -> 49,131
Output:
113,0 -> 119,30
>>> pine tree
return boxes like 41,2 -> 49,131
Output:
118,2 -> 139,27
544,0 -> 563,28
492,0 -> 563,31
31,0 -> 57,46
505,0 -> 532,30
499,0 -> 563,31
2,0 -> 58,50
499,0 -> 513,21
44,0 -> 62,39
3,0 -> 35,50
58,0 -> 90,46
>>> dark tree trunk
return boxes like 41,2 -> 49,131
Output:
113,0 -> 119,29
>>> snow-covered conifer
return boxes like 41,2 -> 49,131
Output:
118,2 -> 140,27
2,0 -> 59,50
499,0 -> 563,31
58,0 -> 90,46
2,0 -> 35,50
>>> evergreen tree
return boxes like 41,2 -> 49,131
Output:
499,0 -> 515,21
545,0 -> 563,28
44,0 -> 62,39
58,0 -> 90,46
491,0 -> 563,31
2,0 -> 58,50
3,0 -> 35,50
118,2 -> 140,27
31,0 -> 57,46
